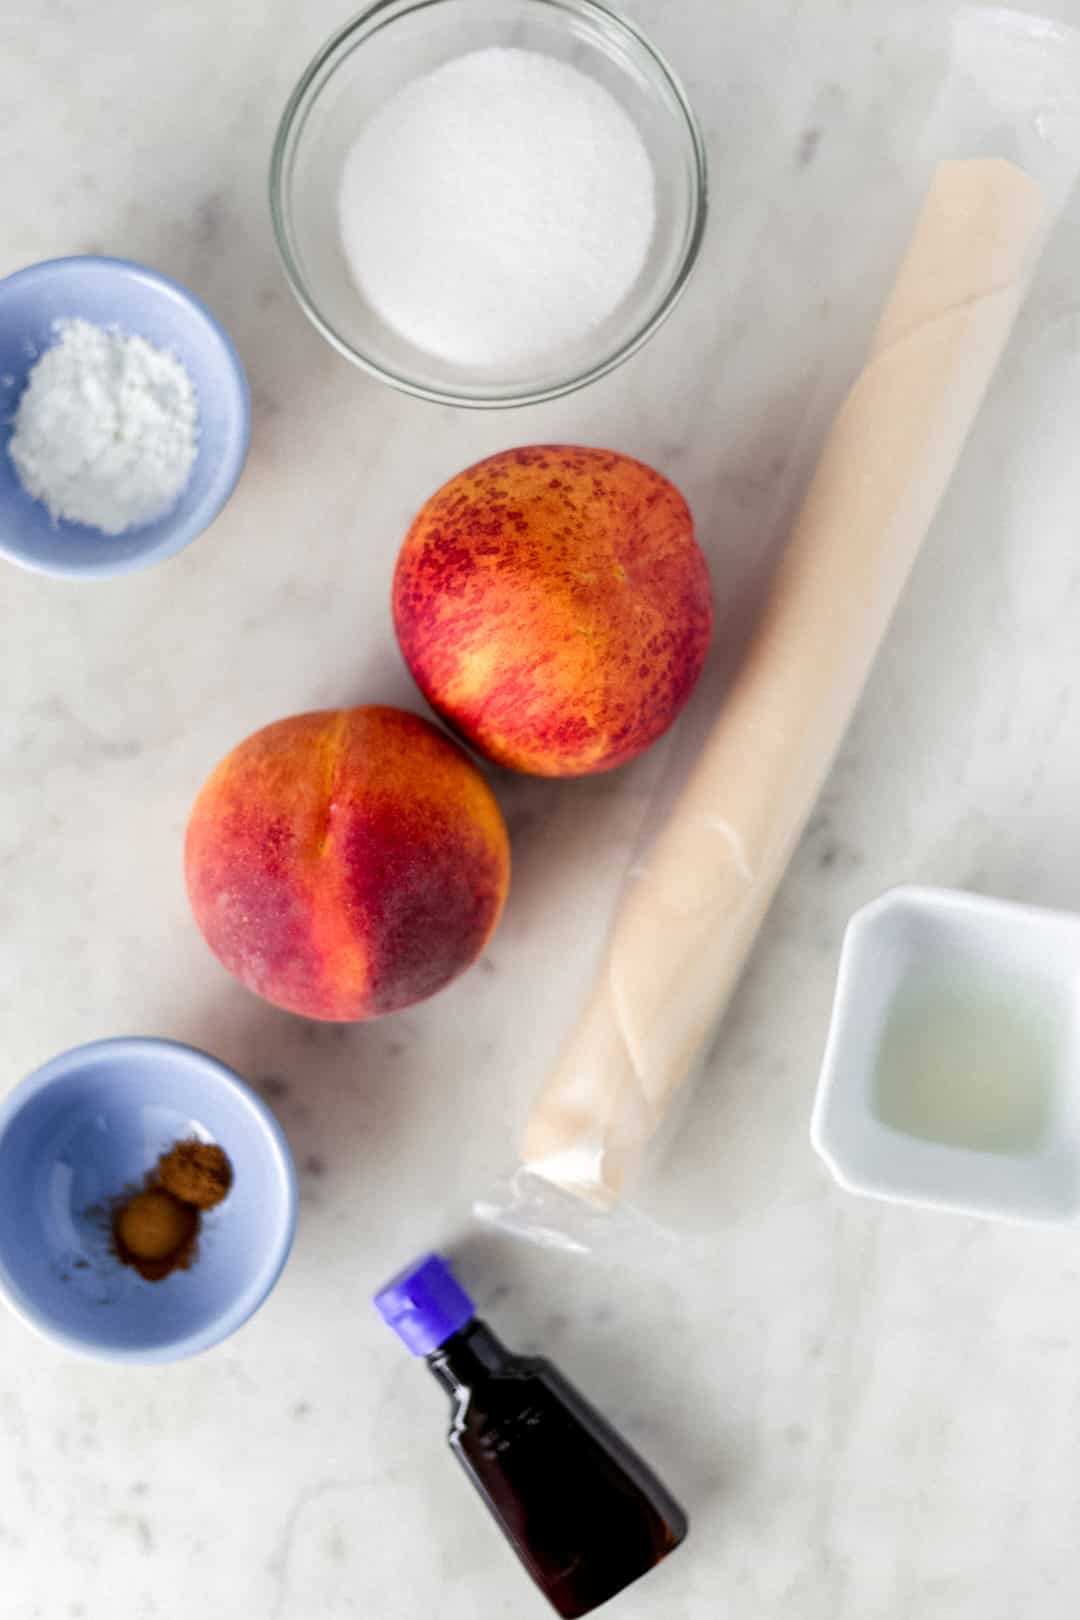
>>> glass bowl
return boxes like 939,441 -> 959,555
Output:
270,0 -> 707,408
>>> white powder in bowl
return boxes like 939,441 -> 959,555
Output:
8,318 -> 198,535
337,47 -> 656,369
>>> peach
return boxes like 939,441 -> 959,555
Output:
393,445 -> 712,776
185,706 -> 510,1021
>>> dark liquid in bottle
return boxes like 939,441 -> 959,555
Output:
429,1319 -> 687,1618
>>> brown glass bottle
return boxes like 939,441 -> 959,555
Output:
428,1316 -> 687,1617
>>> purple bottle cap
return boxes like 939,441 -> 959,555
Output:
374,1252 -> 475,1356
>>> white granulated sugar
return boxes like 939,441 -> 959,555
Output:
9,318 -> 198,535
338,47 -> 656,368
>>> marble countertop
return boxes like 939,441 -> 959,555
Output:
6,1 -> 1080,1615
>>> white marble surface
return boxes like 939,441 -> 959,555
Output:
6,0 -> 1080,1615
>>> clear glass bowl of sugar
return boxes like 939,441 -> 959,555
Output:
270,0 -> 707,408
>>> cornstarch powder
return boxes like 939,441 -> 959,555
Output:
9,318 -> 198,534
338,48 -> 656,368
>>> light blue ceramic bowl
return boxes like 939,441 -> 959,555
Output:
0,256 -> 250,578
0,1038 -> 297,1363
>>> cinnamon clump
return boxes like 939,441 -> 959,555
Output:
157,1140 -> 232,1209
111,1139 -> 233,1283
114,1188 -> 198,1282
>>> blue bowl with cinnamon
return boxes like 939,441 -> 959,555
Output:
0,1037 -> 296,1363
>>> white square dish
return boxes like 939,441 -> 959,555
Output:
811,886 -> 1080,1226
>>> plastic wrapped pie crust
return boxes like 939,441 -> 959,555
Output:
480,6 -> 1080,1245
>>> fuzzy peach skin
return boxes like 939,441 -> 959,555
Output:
184,706 -> 510,1021
392,446 -> 713,777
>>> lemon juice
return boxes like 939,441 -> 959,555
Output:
871,967 -> 1068,1154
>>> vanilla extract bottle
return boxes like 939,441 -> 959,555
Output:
375,1253 -> 688,1617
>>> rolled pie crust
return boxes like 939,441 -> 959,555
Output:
521,159 -> 1048,1206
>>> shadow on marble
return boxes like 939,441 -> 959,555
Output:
169,990 -> 419,1202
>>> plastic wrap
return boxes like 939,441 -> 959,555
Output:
479,6 -> 1080,1248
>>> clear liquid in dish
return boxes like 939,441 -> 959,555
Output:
871,966 -> 1070,1154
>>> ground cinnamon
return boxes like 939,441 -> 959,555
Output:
111,1139 -> 233,1282
114,1188 -> 198,1282
157,1140 -> 232,1209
